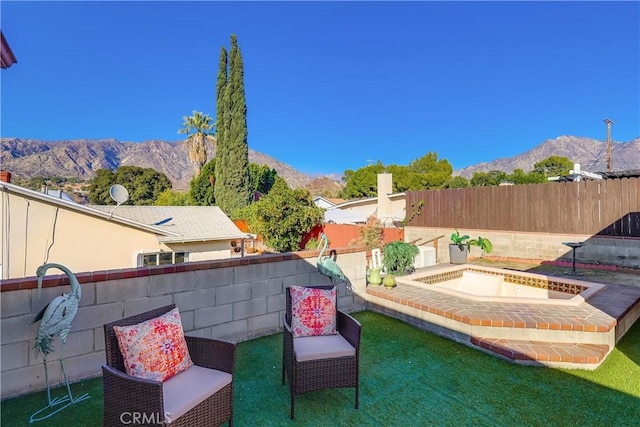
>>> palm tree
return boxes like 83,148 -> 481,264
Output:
179,111 -> 215,176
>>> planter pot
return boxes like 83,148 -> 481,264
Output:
449,244 -> 468,264
367,267 -> 383,286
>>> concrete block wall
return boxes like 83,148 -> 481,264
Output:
405,227 -> 640,269
0,248 -> 368,399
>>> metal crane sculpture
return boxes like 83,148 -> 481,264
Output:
30,263 -> 89,422
317,233 -> 347,284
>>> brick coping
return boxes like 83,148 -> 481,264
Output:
471,337 -> 610,365
0,246 -> 367,291
366,284 -> 619,332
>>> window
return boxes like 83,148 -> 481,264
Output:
140,252 -> 189,267
142,254 -> 157,267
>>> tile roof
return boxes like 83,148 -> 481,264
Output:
1,181 -> 179,237
88,205 -> 247,243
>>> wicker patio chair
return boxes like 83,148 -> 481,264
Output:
282,285 -> 361,420
102,304 -> 236,427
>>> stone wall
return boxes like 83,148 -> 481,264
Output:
405,226 -> 640,268
0,248 -> 368,399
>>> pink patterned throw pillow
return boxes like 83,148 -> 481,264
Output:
113,307 -> 194,382
290,286 -> 337,338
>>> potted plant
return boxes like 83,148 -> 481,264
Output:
449,229 -> 470,264
382,241 -> 419,275
449,230 -> 493,264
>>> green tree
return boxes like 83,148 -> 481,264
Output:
339,152 -> 454,197
470,170 -> 509,187
215,45 -> 227,160
532,155 -> 574,178
214,34 -> 251,216
248,163 -> 278,196
385,164 -> 418,192
340,162 -> 386,198
88,166 -> 172,205
408,152 -> 453,189
155,190 -> 192,206
445,176 -> 470,188
509,168 -> 547,184
189,158 -> 217,206
244,178 -> 324,252
179,111 -> 214,177
88,169 -> 117,204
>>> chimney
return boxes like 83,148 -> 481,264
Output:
377,173 -> 393,223
0,170 -> 11,183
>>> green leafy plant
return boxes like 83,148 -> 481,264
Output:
304,237 -> 320,250
450,229 -> 470,250
382,241 -> 419,275
469,236 -> 493,256
402,200 -> 424,226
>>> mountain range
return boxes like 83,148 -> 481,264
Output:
456,135 -> 640,178
1,136 -> 638,191
0,138 -> 311,190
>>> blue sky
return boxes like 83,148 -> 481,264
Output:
1,1 -> 638,176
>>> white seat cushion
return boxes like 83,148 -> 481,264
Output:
162,365 -> 232,423
294,333 -> 356,362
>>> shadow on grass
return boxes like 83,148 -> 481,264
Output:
3,311 -> 639,426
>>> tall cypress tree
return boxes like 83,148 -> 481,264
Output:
215,46 -> 227,164
214,34 -> 251,216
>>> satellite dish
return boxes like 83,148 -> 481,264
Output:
108,184 -> 129,217
109,184 -> 129,204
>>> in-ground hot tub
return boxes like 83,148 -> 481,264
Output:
397,265 -> 605,306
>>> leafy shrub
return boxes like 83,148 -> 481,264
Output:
360,216 -> 384,250
305,238 -> 320,250
382,241 -> 419,275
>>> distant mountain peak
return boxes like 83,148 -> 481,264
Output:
0,137 -> 313,190
455,136 -> 639,178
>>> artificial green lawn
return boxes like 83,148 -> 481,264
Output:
2,311 -> 639,426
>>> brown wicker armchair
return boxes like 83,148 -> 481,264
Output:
103,304 -> 236,427
282,285 -> 361,420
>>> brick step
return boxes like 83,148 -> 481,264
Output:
471,337 -> 610,365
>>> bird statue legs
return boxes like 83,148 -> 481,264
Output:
59,347 -> 90,406
29,338 -> 90,422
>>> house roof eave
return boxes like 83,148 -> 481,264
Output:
0,182 -> 179,237
1,31 -> 18,69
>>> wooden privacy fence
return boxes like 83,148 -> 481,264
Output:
405,177 -> 640,237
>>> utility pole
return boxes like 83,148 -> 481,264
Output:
603,118 -> 614,171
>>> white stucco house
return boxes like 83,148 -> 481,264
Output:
324,174 -> 406,226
